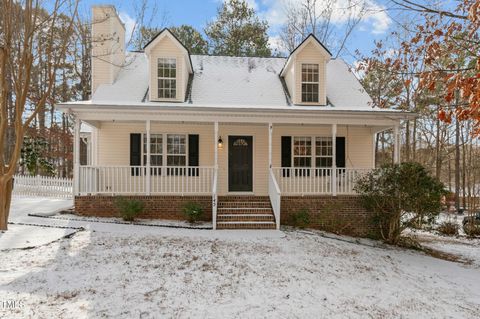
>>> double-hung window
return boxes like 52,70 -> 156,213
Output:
301,64 -> 319,103
143,134 -> 163,166
315,137 -> 333,167
142,133 -> 187,175
293,137 -> 311,176
292,136 -> 334,175
157,58 -> 176,99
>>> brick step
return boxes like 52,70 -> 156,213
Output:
218,196 -> 270,202
216,221 -> 276,229
218,201 -> 272,208
218,207 -> 273,214
217,214 -> 275,222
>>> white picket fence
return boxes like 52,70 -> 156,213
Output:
13,175 -> 73,198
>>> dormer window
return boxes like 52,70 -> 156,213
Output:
301,64 -> 319,103
157,58 -> 176,99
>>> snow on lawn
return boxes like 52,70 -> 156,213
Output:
1,228 -> 479,318
9,196 -> 73,222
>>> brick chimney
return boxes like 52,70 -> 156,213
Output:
91,5 -> 125,95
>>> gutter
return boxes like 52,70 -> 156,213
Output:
56,102 -> 417,120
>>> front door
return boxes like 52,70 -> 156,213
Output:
228,136 -> 253,192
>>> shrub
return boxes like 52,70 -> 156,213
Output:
437,221 -> 459,236
183,202 -> 204,223
354,162 -> 446,245
463,223 -> 480,237
290,209 -> 311,229
115,197 -> 144,221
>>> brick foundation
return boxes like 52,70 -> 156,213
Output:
281,195 -> 378,238
74,195 -> 212,221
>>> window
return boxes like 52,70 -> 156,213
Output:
293,137 -> 311,168
315,137 -> 333,167
301,64 -> 319,103
143,134 -> 163,166
157,58 -> 176,99
167,134 -> 186,166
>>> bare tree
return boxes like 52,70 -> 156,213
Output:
0,0 -> 78,231
279,0 -> 368,57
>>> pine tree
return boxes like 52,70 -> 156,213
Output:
170,25 -> 208,55
205,0 -> 271,57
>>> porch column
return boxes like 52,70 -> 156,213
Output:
393,124 -> 400,164
214,122 -> 219,168
146,120 -> 151,195
213,121 -> 219,230
73,118 -> 81,195
268,123 -> 273,168
332,124 -> 337,196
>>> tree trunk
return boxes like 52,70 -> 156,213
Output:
435,113 -> 441,179
0,176 -> 13,231
455,117 -> 460,212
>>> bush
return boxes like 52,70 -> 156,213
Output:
183,202 -> 204,223
290,209 -> 311,229
463,223 -> 480,237
115,197 -> 144,221
354,162 -> 446,245
437,221 -> 459,236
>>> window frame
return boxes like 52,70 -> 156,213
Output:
301,63 -> 319,103
141,133 -> 189,169
315,137 -> 333,168
291,136 -> 335,170
157,57 -> 177,99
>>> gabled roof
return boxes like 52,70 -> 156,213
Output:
144,28 -> 193,74
90,52 -> 375,111
279,34 -> 331,77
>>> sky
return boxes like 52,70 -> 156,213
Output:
79,0 -> 401,64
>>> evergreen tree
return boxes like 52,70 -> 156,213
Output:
205,0 -> 271,57
170,25 -> 208,54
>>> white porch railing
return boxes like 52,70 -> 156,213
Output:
271,167 -> 370,195
79,166 -> 215,195
268,169 -> 281,230
212,168 -> 218,230
13,175 -> 73,198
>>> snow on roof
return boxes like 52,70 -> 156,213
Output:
191,55 -> 287,106
91,52 -> 374,110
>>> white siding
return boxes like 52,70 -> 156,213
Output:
148,36 -> 187,102
95,122 -> 374,196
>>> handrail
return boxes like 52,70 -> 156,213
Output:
212,167 -> 218,230
269,168 -> 281,230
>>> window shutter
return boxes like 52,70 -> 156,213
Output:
188,134 -> 199,176
130,133 -> 141,176
281,136 -> 292,177
336,137 -> 346,168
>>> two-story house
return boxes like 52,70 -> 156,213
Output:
57,5 -> 414,234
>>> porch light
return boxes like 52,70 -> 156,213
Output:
218,136 -> 223,149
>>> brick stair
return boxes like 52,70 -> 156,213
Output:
216,196 -> 277,229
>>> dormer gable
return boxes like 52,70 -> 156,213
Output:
280,34 -> 331,106
144,28 -> 193,102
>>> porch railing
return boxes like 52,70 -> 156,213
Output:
212,168 -> 218,230
78,166 -> 215,195
268,168 -> 281,230
271,167 -> 370,195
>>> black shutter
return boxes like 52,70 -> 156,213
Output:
188,134 -> 199,176
281,136 -> 292,177
130,133 -> 141,176
336,137 -> 346,168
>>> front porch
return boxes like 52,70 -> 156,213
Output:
71,109 -> 403,230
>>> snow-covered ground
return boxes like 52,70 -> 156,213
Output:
1,197 -> 480,318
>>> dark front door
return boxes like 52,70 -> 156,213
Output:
228,136 -> 253,192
